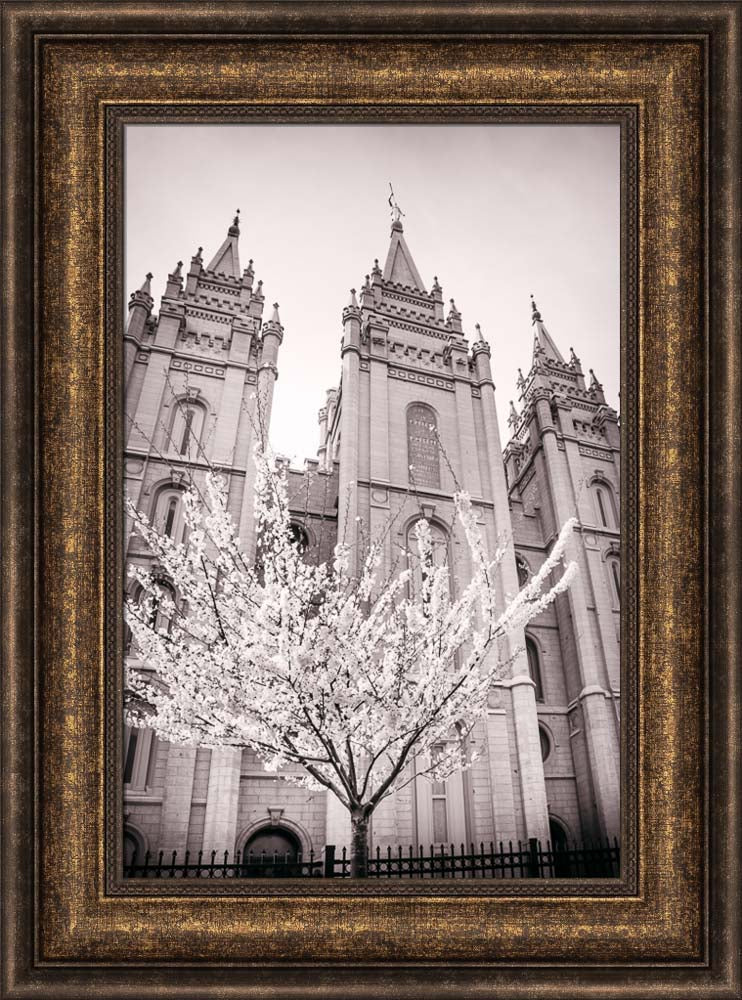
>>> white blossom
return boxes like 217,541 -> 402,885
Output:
125,447 -> 577,868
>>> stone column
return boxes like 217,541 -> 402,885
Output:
336,292 -> 362,573
201,748 -> 242,857
536,398 -> 621,841
485,708 -> 519,844
507,676 -> 551,844
325,792 -> 351,854
157,745 -> 197,855
474,340 -> 551,845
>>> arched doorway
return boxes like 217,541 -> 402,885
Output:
549,817 -> 571,877
123,827 -> 145,875
241,825 -> 302,876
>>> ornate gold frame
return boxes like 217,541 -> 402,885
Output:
1,3 -> 739,997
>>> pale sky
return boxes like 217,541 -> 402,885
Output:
125,124 -> 620,464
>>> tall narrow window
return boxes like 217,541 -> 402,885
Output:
609,557 -> 621,606
516,554 -> 529,588
179,407 -> 195,455
150,580 -> 176,634
153,486 -> 186,543
596,488 -> 608,527
407,520 -> 450,597
430,744 -> 448,843
526,636 -> 544,703
169,398 -> 206,460
592,479 -> 618,530
407,403 -> 440,489
123,728 -> 138,784
164,497 -> 178,537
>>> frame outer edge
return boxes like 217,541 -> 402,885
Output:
0,1 -> 739,996
1,4 -> 37,998
709,4 -> 742,998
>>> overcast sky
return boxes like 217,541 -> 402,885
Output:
126,124 -> 620,464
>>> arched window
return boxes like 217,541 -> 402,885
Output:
407,403 -> 441,489
150,578 -> 176,634
406,519 -> 450,597
607,555 -> 620,607
289,522 -> 309,553
152,484 -> 187,543
169,398 -> 207,460
515,554 -> 530,588
591,478 -> 618,530
526,636 -> 545,703
124,584 -> 143,656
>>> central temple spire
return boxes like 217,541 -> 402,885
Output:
383,187 -> 425,290
388,182 -> 405,231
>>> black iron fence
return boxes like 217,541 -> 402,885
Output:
125,838 -> 619,879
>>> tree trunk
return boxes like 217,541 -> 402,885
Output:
349,810 -> 370,878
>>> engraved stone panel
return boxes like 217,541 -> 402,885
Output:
407,403 -> 440,489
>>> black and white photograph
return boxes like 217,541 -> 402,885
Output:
122,123 -> 621,881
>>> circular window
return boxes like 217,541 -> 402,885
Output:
539,725 -> 551,762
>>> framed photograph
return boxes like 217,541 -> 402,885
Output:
1,3 -> 739,998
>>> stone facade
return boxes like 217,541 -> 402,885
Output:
123,215 -> 621,864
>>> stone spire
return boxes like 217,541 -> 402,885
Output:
445,298 -> 462,334
264,302 -> 283,331
206,209 -> 242,278
165,260 -> 184,297
128,272 -> 154,314
530,295 -> 566,364
382,201 -> 426,291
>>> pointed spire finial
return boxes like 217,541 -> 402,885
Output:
349,288 -> 359,309
141,273 -> 153,292
531,294 -> 542,323
388,182 -> 405,230
195,246 -> 203,261
228,208 -> 241,236
173,260 -> 183,277
508,400 -> 519,426
475,322 -> 485,342
271,302 -> 281,323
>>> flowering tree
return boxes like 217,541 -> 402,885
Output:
126,450 -> 577,877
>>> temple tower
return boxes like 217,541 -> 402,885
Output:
123,212 -> 284,859
504,299 -> 621,842
320,213 -> 551,850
